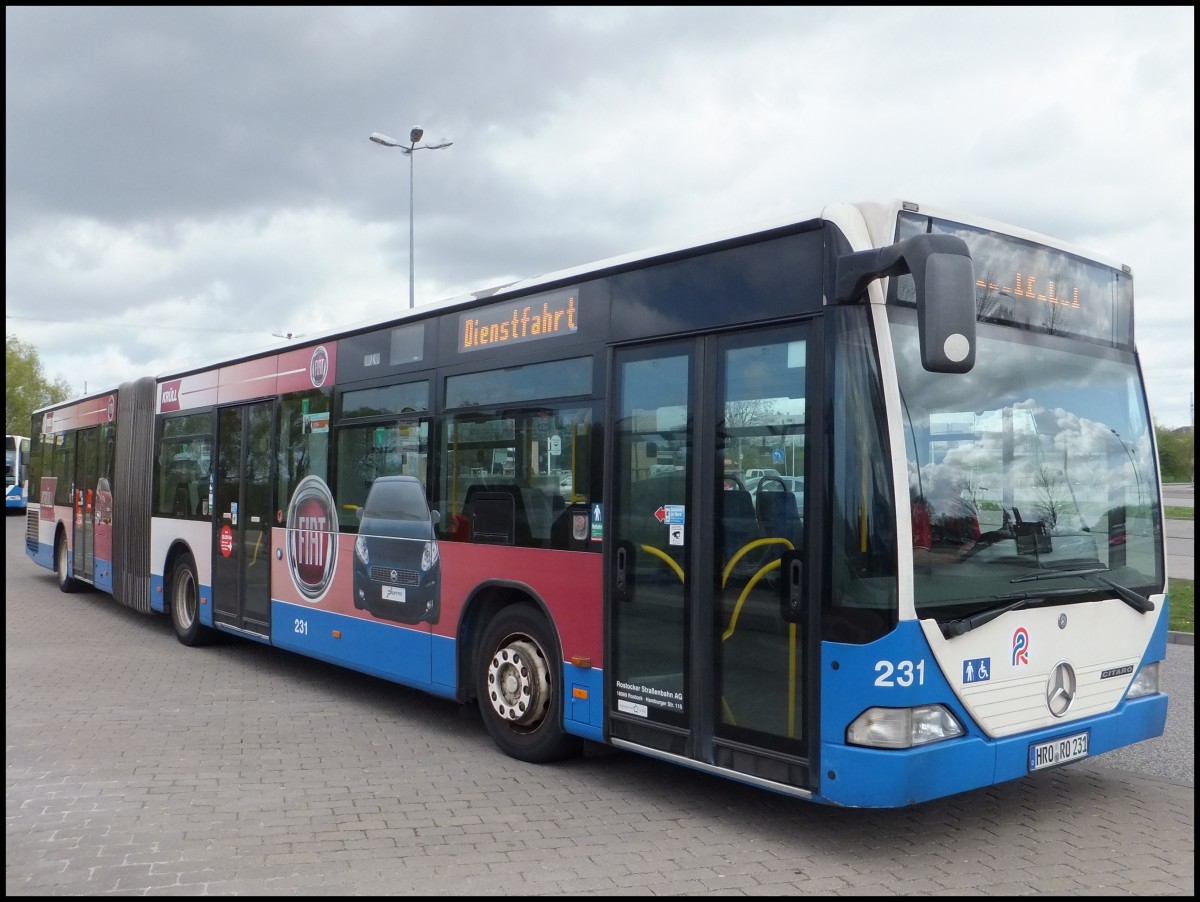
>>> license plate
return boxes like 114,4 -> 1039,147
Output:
1028,731 -> 1089,771
381,585 -> 407,603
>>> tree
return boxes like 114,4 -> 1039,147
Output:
1155,421 -> 1194,483
6,335 -> 72,434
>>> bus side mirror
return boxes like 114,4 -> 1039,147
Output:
835,233 -> 976,374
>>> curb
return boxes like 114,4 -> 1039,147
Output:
1168,630 -> 1194,646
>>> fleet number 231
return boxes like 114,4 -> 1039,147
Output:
874,659 -> 926,686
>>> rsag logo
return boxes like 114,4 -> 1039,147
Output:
1012,627 -> 1030,667
286,475 -> 337,601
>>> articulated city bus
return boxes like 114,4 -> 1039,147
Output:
24,199 -> 1169,807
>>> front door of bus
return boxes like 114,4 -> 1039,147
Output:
213,401 -> 273,635
608,327 -> 811,786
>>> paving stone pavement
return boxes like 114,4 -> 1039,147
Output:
5,515 -> 1194,896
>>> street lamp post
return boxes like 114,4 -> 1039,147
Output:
1112,428 -> 1144,505
370,127 -> 453,309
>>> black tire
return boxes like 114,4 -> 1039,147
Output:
54,531 -> 78,593
476,604 -> 583,763
170,553 -> 211,647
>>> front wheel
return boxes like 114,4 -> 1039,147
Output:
54,532 -> 78,593
476,604 -> 583,763
170,553 -> 211,646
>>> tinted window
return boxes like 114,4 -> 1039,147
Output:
445,357 -> 592,408
342,381 -> 429,419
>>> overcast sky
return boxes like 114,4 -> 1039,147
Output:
5,6 -> 1195,427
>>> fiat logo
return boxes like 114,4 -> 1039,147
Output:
286,475 -> 337,601
309,345 -> 330,388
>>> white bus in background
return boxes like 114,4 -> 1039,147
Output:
6,434 -> 31,512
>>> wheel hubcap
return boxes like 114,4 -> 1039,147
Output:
175,571 -> 196,629
486,637 -> 551,728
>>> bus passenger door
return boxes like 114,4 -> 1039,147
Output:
213,401 -> 274,635
72,426 -> 99,583
609,343 -> 694,754
608,326 -> 812,789
709,328 -> 810,779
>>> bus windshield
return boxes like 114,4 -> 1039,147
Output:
5,437 -> 16,487
889,308 -> 1162,621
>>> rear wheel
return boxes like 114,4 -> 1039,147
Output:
170,553 -> 211,646
476,604 -> 582,763
54,532 -> 78,593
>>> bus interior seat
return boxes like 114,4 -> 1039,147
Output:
516,485 -> 550,545
719,487 -> 763,574
549,504 -> 571,549
464,484 -> 532,546
756,486 -> 802,553
172,483 -> 191,518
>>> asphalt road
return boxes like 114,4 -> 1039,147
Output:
5,513 -> 1194,896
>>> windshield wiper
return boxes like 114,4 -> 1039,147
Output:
940,589 -> 1078,639
1010,567 -> 1107,583
1094,574 -> 1155,614
1010,567 -> 1154,614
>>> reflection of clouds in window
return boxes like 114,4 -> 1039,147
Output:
654,405 -> 688,431
893,306 -> 1154,554
724,343 -> 806,427
892,317 -> 1133,429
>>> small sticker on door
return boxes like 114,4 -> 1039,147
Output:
654,504 -> 686,525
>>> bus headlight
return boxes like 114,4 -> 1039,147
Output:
1126,662 -> 1159,699
846,704 -> 965,749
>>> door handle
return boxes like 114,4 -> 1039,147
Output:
614,541 -> 636,601
779,550 -> 804,623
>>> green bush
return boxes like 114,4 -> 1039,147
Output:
1169,579 -> 1194,633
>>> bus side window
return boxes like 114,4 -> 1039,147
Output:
826,307 -> 897,644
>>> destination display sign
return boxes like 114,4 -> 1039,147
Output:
458,290 -> 578,352
893,211 -> 1134,348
